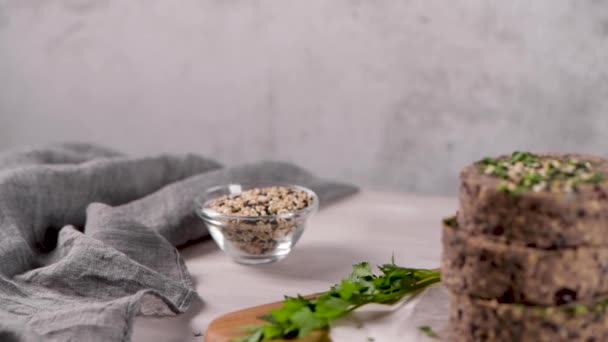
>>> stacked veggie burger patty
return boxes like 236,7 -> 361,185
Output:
442,152 -> 608,341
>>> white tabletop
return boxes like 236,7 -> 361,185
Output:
132,192 -> 457,342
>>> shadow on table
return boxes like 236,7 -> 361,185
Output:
132,293 -> 206,341
251,243 -> 363,282
178,235 -> 218,259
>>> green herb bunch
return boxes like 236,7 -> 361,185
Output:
480,151 -> 604,196
233,261 -> 441,342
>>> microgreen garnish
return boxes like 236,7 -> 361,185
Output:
479,151 -> 605,196
442,216 -> 457,228
419,325 -> 439,338
505,297 -> 608,317
232,261 -> 441,342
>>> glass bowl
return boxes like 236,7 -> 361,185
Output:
194,184 -> 319,265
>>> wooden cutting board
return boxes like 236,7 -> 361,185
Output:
205,295 -> 329,342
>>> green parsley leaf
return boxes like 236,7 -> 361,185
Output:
337,279 -> 356,301
262,324 -> 283,339
232,326 -> 264,342
349,262 -> 374,281
419,325 -> 439,338
315,296 -> 350,319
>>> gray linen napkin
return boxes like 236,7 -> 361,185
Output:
0,143 -> 358,342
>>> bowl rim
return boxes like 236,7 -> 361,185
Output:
194,183 -> 319,221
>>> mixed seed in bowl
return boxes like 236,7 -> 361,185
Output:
206,186 -> 313,217
202,186 -> 316,258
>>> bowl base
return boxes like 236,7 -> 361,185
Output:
232,253 -> 289,265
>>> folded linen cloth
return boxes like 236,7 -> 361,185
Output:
0,143 -> 358,342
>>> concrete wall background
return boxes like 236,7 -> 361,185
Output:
1,0 -> 607,194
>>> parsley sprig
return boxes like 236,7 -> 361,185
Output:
233,261 -> 441,342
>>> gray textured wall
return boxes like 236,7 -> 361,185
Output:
1,0 -> 607,194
